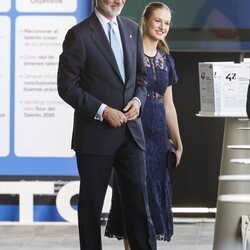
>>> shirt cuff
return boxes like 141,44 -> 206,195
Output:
94,104 -> 107,121
132,97 -> 141,107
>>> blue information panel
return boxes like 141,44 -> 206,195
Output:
0,0 -> 92,222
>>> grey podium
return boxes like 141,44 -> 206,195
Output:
198,114 -> 250,250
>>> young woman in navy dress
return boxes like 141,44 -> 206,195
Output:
105,2 -> 183,249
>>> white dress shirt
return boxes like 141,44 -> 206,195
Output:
94,8 -> 141,121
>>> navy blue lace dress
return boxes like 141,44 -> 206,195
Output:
105,49 -> 178,241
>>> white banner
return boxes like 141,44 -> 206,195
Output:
16,0 -> 77,13
0,16 -> 10,157
15,16 -> 76,157
0,0 -> 11,12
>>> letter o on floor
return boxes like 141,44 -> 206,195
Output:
56,181 -> 80,223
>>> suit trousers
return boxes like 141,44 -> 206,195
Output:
76,128 -> 156,250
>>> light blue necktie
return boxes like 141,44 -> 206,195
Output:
108,21 -> 125,82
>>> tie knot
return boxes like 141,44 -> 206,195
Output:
108,22 -> 116,43
108,21 -> 114,30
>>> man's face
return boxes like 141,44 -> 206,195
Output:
97,0 -> 126,20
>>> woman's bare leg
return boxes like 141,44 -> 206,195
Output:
124,239 -> 131,250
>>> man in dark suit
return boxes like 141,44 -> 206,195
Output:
57,0 -> 156,249
247,83 -> 250,119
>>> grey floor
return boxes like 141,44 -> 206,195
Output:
0,220 -> 214,250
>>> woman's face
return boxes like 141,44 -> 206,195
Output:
145,8 -> 171,41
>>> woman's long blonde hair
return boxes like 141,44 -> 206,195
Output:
141,2 -> 172,53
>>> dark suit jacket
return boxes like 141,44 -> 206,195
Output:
247,83 -> 250,119
57,12 -> 147,155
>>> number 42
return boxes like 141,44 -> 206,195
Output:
226,73 -> 236,81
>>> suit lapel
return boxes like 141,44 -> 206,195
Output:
89,13 -> 123,82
